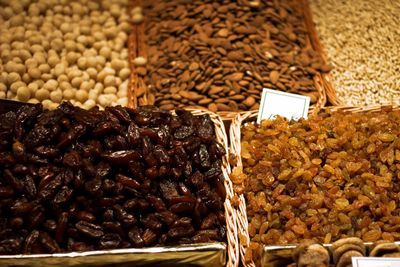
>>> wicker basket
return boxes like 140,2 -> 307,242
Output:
302,0 -> 338,106
185,108 -> 240,267
128,0 -> 331,119
229,105 -> 400,266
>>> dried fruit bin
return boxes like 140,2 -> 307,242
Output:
128,0 -> 331,119
229,105 -> 400,266
0,103 -> 239,267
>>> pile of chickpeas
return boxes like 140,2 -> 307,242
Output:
0,0 -> 131,110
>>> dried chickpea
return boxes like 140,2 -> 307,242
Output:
50,90 -> 63,103
63,89 -> 75,100
119,68 -> 130,80
7,72 -> 21,84
27,67 -> 41,79
104,86 -> 117,94
35,88 -> 50,101
75,89 -> 88,102
27,98 -> 40,104
16,86 -> 31,102
41,99 -> 52,110
28,82 -> 39,94
133,56 -> 147,66
10,81 -> 26,93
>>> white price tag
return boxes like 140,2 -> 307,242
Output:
257,89 -> 310,124
352,257 -> 400,267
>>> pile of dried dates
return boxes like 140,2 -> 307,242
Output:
0,102 -> 226,254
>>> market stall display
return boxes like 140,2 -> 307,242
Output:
230,106 -> 400,266
309,0 -> 400,106
131,0 -> 330,113
0,102 -> 238,266
0,0 -> 131,109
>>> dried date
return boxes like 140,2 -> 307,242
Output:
0,103 -> 226,255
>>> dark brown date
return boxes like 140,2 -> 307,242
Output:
0,103 -> 226,255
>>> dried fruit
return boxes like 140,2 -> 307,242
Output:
0,102 -> 226,255
232,109 -> 400,264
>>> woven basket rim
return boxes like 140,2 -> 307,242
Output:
128,0 -> 332,120
186,108 -> 239,267
230,104 -> 400,266
302,0 -> 338,106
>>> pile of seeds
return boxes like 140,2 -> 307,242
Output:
139,0 -> 331,112
310,0 -> 400,106
0,103 -> 226,254
0,0 -> 131,110
231,109 -> 400,263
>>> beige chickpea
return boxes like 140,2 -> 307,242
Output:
31,44 -> 44,53
64,40 -> 76,51
95,56 -> 106,68
50,90 -> 63,103
10,15 -> 25,27
27,98 -> 40,104
75,90 -> 88,102
25,58 -> 38,68
48,55 -> 59,68
116,97 -> 128,106
77,57 -> 87,69
16,86 -> 31,102
60,22 -> 73,34
7,91 -> 16,99
0,83 -> 6,92
84,57 -> 96,68
10,81 -> 26,93
71,77 -> 83,88
88,90 -> 98,100
28,82 -> 39,94
4,61 -> 16,73
66,52 -> 79,65
63,89 -> 75,100
81,72 -> 90,82
35,88 -> 50,101
132,13 -> 143,24
99,46 -> 111,59
133,56 -> 147,66
104,86 -> 117,95
57,74 -> 69,83
76,43 -> 85,53
0,91 -> 6,99
38,64 -> 50,74
1,7 -> 14,20
28,68 -> 42,79
119,68 -> 131,80
131,6 -> 142,15
86,67 -> 97,79
93,82 -> 104,94
41,99 -> 52,110
54,63 -> 65,76
103,75 -> 116,87
7,72 -> 21,85
97,94 -> 116,107
67,69 -> 82,80
117,90 -> 127,98
22,73 -> 31,83
59,81 -> 71,91
111,59 -> 124,71
44,79 -> 58,91
34,79 -> 44,88
83,99 -> 96,109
